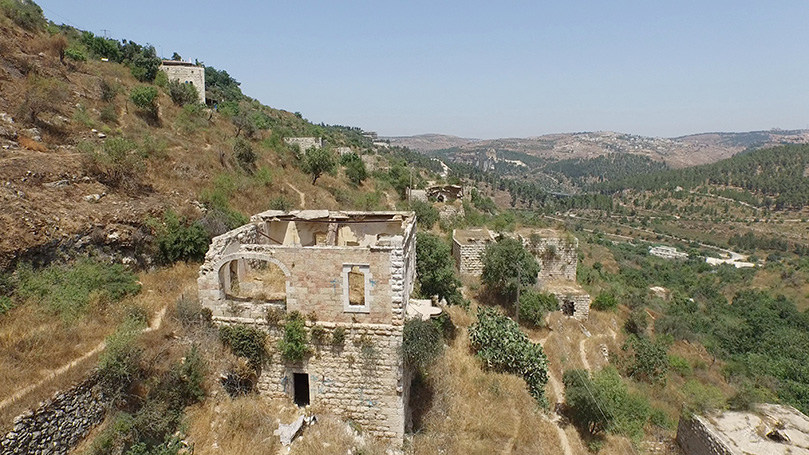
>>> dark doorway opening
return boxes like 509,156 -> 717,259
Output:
293,373 -> 310,407
562,300 -> 575,316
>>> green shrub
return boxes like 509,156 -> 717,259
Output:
411,200 -> 439,230
269,196 -> 292,211
279,311 -> 309,362
15,259 -> 140,319
563,366 -> 651,440
128,46 -> 161,82
0,0 -> 45,31
682,379 -> 725,414
130,85 -> 158,118
622,335 -> 670,383
344,157 -> 367,185
0,296 -> 13,315
175,103 -> 208,134
331,326 -> 346,346
624,310 -> 648,336
310,325 -> 327,344
481,237 -> 540,298
83,137 -> 146,191
592,292 -> 618,311
154,71 -> 168,88
167,79 -> 199,106
519,290 -> 558,327
469,307 -> 548,404
175,297 -> 212,328
402,318 -> 443,371
233,138 -> 256,173
668,354 -> 692,376
415,233 -> 463,305
219,324 -> 267,370
155,210 -> 210,264
64,47 -> 86,62
98,317 -> 145,392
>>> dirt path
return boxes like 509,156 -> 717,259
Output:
285,182 -> 306,208
534,318 -> 574,455
578,327 -> 617,372
0,306 -> 167,413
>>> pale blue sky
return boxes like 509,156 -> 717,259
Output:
38,1 -> 809,139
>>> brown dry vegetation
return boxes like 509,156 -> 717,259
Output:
0,263 -> 197,431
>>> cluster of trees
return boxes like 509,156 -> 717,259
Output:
600,144 -> 809,209
80,32 -> 162,82
544,153 -> 668,188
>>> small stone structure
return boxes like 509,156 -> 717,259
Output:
521,228 -> 578,284
676,404 -> 809,455
284,137 -> 322,153
159,60 -> 205,104
649,245 -> 689,260
336,146 -> 353,156
452,228 -> 496,276
543,280 -> 590,320
198,210 -> 418,442
0,375 -> 110,454
426,185 -> 464,203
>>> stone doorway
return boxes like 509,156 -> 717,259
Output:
293,373 -> 310,407
562,300 -> 575,316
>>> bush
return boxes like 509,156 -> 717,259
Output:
0,0 -> 45,31
130,85 -> 159,119
411,200 -> 439,230
519,290 -> 558,327
15,259 -> 141,319
99,104 -> 118,124
481,237 -> 540,298
592,292 -> 618,311
155,210 -> 210,264
17,76 -> 68,124
98,317 -> 145,392
682,379 -> 726,414
621,335 -> 670,383
0,295 -> 13,315
563,366 -> 651,440
167,79 -> 199,106
83,137 -> 146,191
219,324 -> 267,370
402,318 -> 443,371
175,297 -> 212,328
415,233 -> 463,305
624,310 -> 648,336
99,79 -> 119,102
344,157 -> 367,185
233,138 -> 256,173
331,326 -> 346,346
279,311 -> 309,362
64,47 -> 86,62
469,307 -> 548,404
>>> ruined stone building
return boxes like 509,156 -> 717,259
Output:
158,60 -> 205,104
452,227 -> 590,319
284,137 -> 323,153
676,404 -> 809,454
198,210 -> 417,441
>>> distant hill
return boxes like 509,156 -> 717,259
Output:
390,130 -> 809,168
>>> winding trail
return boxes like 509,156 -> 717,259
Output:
285,182 -> 306,208
534,318 -> 574,455
0,306 -> 167,413
578,327 -> 617,372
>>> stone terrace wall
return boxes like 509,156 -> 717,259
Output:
676,416 -> 736,455
547,290 -> 590,321
452,242 -> 488,277
0,375 -> 109,455
251,322 -> 406,441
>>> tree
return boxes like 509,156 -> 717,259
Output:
301,147 -> 336,185
481,237 -> 540,297
402,318 -> 443,371
410,200 -> 439,230
519,290 -> 558,327
129,85 -> 159,120
415,233 -> 463,305
167,79 -> 199,106
622,335 -> 670,383
171,52 -> 182,61
233,138 -> 256,173
343,156 -> 367,185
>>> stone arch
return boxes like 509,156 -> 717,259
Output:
212,252 -> 291,303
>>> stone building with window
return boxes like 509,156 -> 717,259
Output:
197,210 -> 417,442
158,60 -> 205,104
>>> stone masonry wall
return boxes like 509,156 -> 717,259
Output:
676,416 -> 736,455
547,290 -> 590,321
529,237 -> 578,284
247,321 -> 406,440
452,242 -> 488,277
159,63 -> 205,104
0,375 -> 109,455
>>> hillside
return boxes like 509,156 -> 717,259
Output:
390,129 -> 809,168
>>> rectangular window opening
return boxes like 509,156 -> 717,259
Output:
348,266 -> 366,306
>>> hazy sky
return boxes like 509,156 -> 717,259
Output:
38,1 -> 809,139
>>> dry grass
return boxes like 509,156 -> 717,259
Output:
185,396 -> 286,455
0,263 -> 197,431
411,324 -> 562,455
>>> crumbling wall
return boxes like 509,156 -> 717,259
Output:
452,241 -> 488,276
253,322 -> 406,440
0,375 -> 110,455
676,416 -> 736,455
284,137 -> 322,152
546,290 -> 590,321
528,236 -> 578,284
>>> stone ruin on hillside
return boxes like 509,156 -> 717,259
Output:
158,60 -> 205,104
198,210 -> 423,442
676,404 -> 809,454
452,227 -> 591,320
